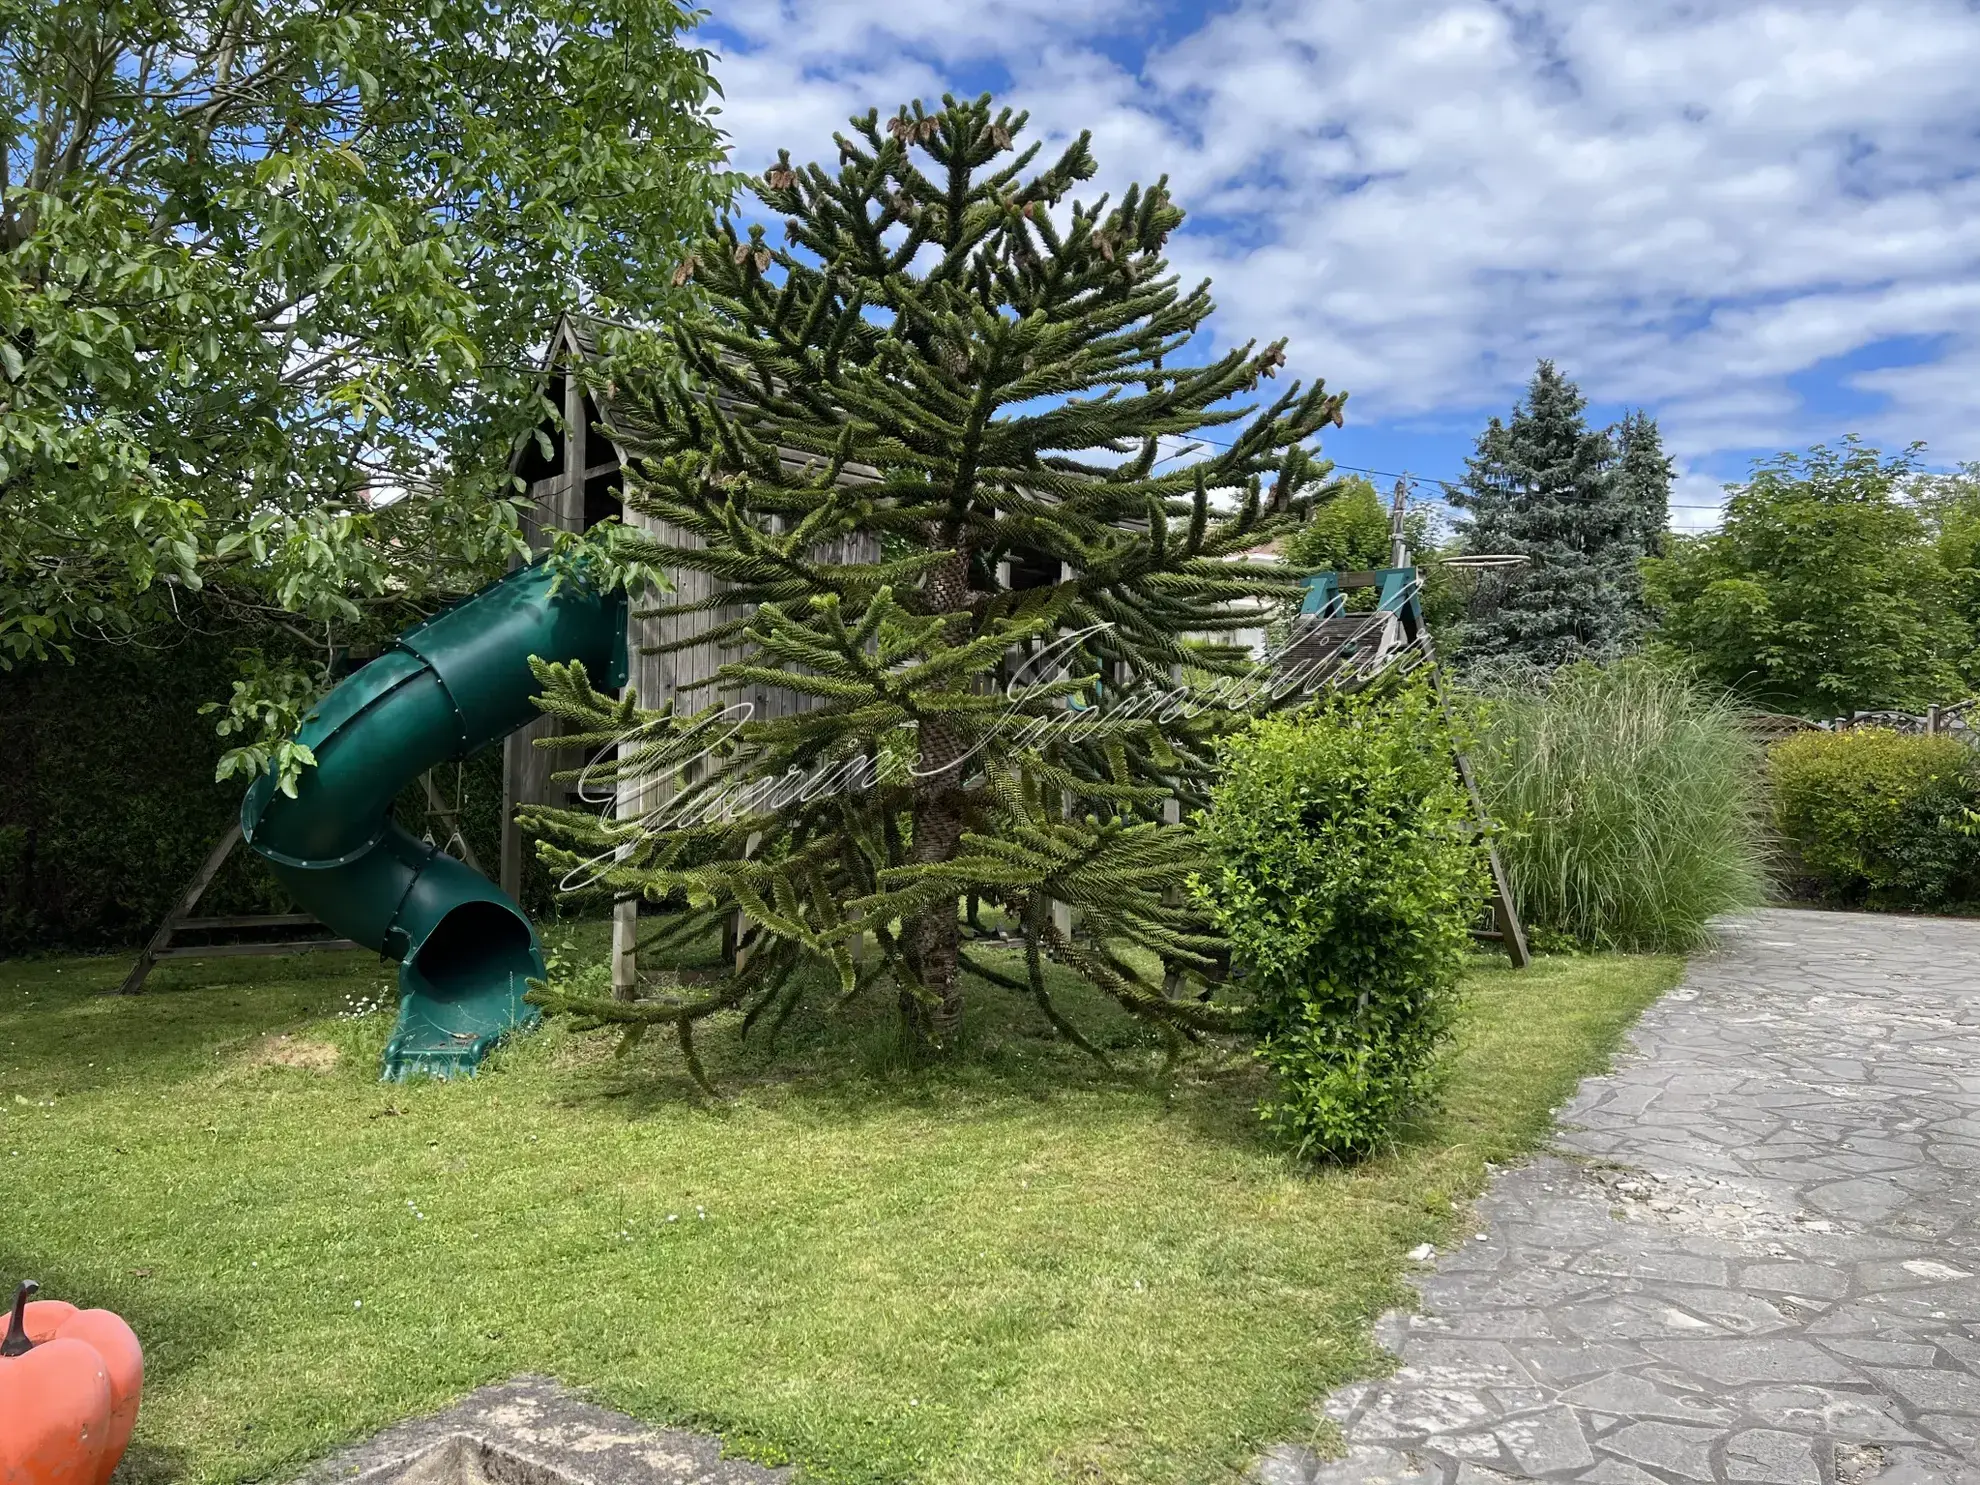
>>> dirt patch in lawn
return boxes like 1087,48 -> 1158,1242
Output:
244,1032 -> 341,1072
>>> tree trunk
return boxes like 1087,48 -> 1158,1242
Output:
903,756 -> 967,1044
902,544 -> 972,1047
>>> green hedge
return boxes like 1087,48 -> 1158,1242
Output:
0,620 -> 291,952
0,621 -> 520,955
1769,728 -> 1980,909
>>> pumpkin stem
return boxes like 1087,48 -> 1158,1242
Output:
1,1280 -> 37,1356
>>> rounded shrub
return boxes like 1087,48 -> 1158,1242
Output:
1191,684 -> 1485,1162
1769,728 -> 1980,909
1467,661 -> 1769,952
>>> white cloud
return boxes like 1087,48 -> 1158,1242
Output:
1669,469 -> 1734,535
703,0 -> 1980,466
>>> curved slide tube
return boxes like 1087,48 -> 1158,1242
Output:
242,562 -> 627,1079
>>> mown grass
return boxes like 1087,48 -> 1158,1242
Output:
2,931 -> 1679,1485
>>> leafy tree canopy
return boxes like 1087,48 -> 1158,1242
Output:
1,0 -> 729,773
1919,462 -> 1980,681
1644,439 -> 1968,717
1280,475 -> 1390,572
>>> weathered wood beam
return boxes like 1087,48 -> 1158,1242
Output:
176,913 -> 322,931
154,940 -> 364,959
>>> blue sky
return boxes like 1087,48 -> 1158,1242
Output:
695,0 -> 1980,530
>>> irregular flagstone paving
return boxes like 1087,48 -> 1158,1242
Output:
1261,909 -> 1980,1485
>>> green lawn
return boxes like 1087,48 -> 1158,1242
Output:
2,932 -> 1679,1485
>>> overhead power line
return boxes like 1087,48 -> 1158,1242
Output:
1150,433 -> 1729,510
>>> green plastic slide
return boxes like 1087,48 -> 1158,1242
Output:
242,561 -> 627,1079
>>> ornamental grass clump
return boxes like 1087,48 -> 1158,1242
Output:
1468,661 -> 1768,952
1192,685 -> 1486,1162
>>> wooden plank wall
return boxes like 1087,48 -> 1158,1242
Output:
499,367 -> 580,901
608,515 -> 876,991
498,338 -> 879,995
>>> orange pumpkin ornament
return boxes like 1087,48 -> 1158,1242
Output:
0,1281 -> 144,1485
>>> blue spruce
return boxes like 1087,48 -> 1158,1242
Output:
1450,361 -> 1648,666
1613,409 -> 1673,562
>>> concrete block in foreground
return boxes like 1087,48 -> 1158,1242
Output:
296,1376 -> 789,1485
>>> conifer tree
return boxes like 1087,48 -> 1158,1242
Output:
1450,361 -> 1641,666
521,96 -> 1348,1065
1614,410 -> 1674,560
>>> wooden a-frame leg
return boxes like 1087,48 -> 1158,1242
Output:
421,770 -> 484,874
1451,750 -> 1531,968
1482,840 -> 1531,968
1407,615 -> 1531,970
117,823 -> 242,995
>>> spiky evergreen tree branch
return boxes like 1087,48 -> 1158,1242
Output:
524,94 -> 1354,1061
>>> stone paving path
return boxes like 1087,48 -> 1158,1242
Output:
1261,909 -> 1980,1485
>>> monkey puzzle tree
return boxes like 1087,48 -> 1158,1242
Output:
524,95 -> 1350,1064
